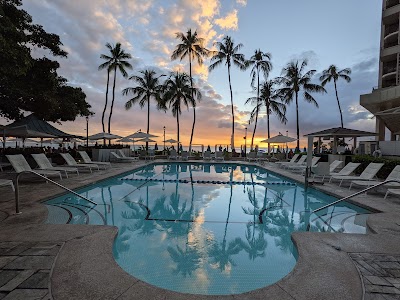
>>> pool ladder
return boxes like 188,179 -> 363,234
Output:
13,170 -> 96,214
306,179 -> 400,231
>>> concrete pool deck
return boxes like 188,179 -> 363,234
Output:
0,160 -> 400,299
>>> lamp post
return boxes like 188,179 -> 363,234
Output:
244,127 -> 247,157
86,116 -> 89,149
163,126 -> 166,153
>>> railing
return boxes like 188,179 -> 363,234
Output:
384,39 -> 399,49
383,64 -> 397,75
14,170 -> 96,214
385,23 -> 399,36
386,0 -> 399,9
306,179 -> 400,231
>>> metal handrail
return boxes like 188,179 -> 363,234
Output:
306,179 -> 400,231
14,170 -> 96,214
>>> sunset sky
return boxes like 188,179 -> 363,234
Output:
4,1 -> 382,148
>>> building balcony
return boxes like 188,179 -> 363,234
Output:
383,63 -> 397,75
384,35 -> 399,49
386,0 -> 399,9
385,23 -> 399,36
360,85 -> 400,114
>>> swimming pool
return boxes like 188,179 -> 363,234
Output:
45,162 -> 371,295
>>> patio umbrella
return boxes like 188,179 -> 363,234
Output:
116,137 -> 134,143
126,132 -> 158,139
261,134 -> 297,158
136,137 -> 157,143
88,132 -> 122,140
164,138 -> 178,143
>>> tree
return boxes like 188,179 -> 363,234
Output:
106,43 -> 132,133
98,43 -> 113,133
245,50 -> 272,150
209,36 -> 246,151
122,69 -> 165,150
246,80 -> 287,153
163,72 -> 201,152
171,29 -> 208,152
0,0 -> 91,121
319,65 -> 351,128
276,60 -> 326,151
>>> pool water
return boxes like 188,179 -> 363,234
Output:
45,162 -> 371,295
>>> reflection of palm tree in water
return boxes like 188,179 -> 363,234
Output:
167,244 -> 201,277
113,225 -> 130,258
209,167 -> 242,271
240,173 -> 267,260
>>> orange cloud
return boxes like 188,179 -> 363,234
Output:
215,10 -> 238,30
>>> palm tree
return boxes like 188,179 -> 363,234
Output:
209,36 -> 246,151
246,80 -> 287,153
245,50 -> 272,150
106,42 -> 132,134
319,65 -> 351,128
171,29 -> 208,152
122,69 -> 165,150
163,72 -> 201,152
276,60 -> 326,151
98,43 -> 114,134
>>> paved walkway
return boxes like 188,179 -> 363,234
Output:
0,159 -> 400,299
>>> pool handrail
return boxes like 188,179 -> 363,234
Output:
306,179 -> 400,231
14,170 -> 96,214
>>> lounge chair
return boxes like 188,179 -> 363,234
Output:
0,179 -> 14,191
215,151 -> 224,161
384,188 -> 400,200
282,155 -> 307,169
181,151 -> 189,161
246,152 -> 258,162
31,154 -> 79,178
203,151 -> 212,161
168,149 -> 178,160
118,150 -> 139,161
78,151 -> 112,169
60,153 -> 99,172
275,154 -> 300,167
330,163 -> 384,187
312,160 -> 344,181
257,152 -> 269,165
147,149 -> 156,160
110,152 -> 137,162
287,157 -> 321,173
6,154 -> 62,180
350,165 -> 400,191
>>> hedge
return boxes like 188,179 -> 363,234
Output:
351,155 -> 400,179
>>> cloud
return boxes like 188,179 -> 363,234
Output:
236,0 -> 247,6
215,10 -> 239,30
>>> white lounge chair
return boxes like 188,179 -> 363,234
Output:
330,163 -> 384,187
0,179 -> 14,191
246,152 -> 258,162
203,151 -> 212,161
168,149 -> 178,160
312,160 -> 344,181
325,162 -> 361,182
384,188 -> 400,200
350,165 -> 400,191
110,152 -> 137,162
181,151 -> 189,161
257,152 -> 269,165
276,154 -> 300,167
60,153 -> 99,172
147,149 -> 156,160
78,151 -> 111,169
287,157 -> 320,172
118,150 -> 139,161
215,151 -> 224,161
31,154 -> 79,178
6,154 -> 62,180
282,155 -> 307,169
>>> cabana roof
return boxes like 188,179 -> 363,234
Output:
4,114 -> 76,138
304,127 -> 378,138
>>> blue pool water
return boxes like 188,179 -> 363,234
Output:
45,162 -> 371,295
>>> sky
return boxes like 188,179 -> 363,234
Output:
5,0 -> 382,148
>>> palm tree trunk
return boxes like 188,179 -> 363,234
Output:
250,68 -> 260,151
108,66 -> 117,136
146,95 -> 150,151
189,55 -> 195,153
177,112 -> 180,154
102,71 -> 110,145
228,64 -> 235,151
295,92 -> 300,152
334,80 -> 344,128
267,106 -> 270,154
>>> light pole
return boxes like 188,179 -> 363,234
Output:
244,127 -> 247,157
86,116 -> 89,149
163,126 -> 166,153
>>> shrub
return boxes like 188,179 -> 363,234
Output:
351,155 -> 400,179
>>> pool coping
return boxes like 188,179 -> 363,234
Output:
1,160 -> 400,299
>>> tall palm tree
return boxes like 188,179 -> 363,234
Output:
319,65 -> 351,128
246,50 -> 272,150
122,69 -> 165,150
171,29 -> 208,152
163,72 -> 201,152
98,43 -> 114,134
209,36 -> 246,151
276,60 -> 326,151
246,80 -> 287,153
106,42 -> 132,133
